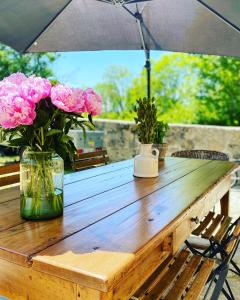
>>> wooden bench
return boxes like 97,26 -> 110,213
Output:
73,150 -> 109,171
0,163 -> 20,188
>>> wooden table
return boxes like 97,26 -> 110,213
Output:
0,158 -> 237,300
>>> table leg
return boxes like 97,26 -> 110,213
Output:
220,191 -> 230,216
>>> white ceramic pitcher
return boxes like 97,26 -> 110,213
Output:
134,144 -> 159,178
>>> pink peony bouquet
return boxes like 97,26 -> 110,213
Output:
0,72 -> 102,160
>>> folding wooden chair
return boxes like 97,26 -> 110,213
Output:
184,216 -> 240,300
186,216 -> 240,275
130,247 -> 235,300
72,149 -> 109,171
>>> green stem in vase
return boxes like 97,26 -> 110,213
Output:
20,151 -> 63,220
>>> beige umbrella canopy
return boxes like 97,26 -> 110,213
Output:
0,0 -> 239,97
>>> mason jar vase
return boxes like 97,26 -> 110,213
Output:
20,151 -> 64,220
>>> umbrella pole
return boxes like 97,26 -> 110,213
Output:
145,49 -> 151,99
123,4 -> 151,98
134,10 -> 151,99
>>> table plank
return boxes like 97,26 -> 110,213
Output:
31,160 -> 236,291
0,157 -> 198,265
0,159 -> 134,204
0,186 -> 19,204
0,158 -> 184,233
64,159 -> 134,185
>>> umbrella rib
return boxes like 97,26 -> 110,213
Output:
23,0 -> 73,53
196,0 -> 240,33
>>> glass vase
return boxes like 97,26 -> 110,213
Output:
20,151 -> 64,220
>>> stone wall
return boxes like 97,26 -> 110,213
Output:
94,119 -> 240,162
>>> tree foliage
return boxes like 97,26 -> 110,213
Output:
194,56 -> 240,125
96,53 -> 240,126
0,43 -> 58,79
95,66 -> 132,119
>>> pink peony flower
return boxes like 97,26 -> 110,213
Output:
0,81 -> 19,97
20,76 -> 51,103
51,84 -> 86,113
0,94 -> 36,129
3,72 -> 27,85
84,88 -> 102,116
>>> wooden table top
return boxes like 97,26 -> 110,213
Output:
0,157 -> 237,292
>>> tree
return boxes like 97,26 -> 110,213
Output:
0,43 -> 58,79
128,53 -> 199,124
95,66 -> 133,119
96,52 -> 240,126
194,55 -> 240,126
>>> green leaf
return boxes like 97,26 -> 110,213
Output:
46,129 -> 63,137
88,114 -> 94,126
8,138 -> 28,147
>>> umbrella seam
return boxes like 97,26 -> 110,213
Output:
196,0 -> 240,33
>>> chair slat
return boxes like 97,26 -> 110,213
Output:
73,150 -> 109,170
0,163 -> 20,188
192,212 -> 215,236
225,238 -> 238,255
75,150 -> 107,160
0,174 -> 20,187
143,250 -> 190,300
131,250 -> 215,300
184,259 -> 215,300
214,216 -> 232,243
133,255 -> 174,300
0,163 -> 19,175
202,214 -> 223,240
232,222 -> 240,237
164,255 -> 202,300
74,156 -> 109,170
225,223 -> 240,255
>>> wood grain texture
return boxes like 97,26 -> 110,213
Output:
214,216 -> 232,243
184,259 -> 215,300
73,150 -> 109,170
31,160 -> 236,291
0,158 -> 237,299
0,159 -> 136,232
132,252 -> 214,300
0,258 -> 77,300
202,214 -> 223,239
0,158 -> 193,265
192,211 -> 215,236
0,174 -> 20,187
164,255 -> 202,300
0,163 -> 20,188
0,163 -> 19,175
64,158 -> 134,185
143,250 -> 190,300
111,248 -> 170,300
0,186 -> 19,204
0,158 -> 182,233
220,191 -> 230,216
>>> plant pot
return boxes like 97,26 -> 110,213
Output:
20,151 -> 64,220
153,143 -> 168,160
134,144 -> 159,178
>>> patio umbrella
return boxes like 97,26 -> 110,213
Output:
0,0 -> 239,98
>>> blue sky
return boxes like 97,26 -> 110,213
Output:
51,50 -> 163,88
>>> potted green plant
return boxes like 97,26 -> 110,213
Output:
134,98 -> 159,178
153,121 -> 169,160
